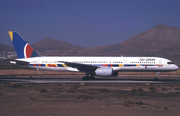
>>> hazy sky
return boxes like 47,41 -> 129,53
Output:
1,0 -> 180,47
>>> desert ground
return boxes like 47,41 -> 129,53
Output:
0,65 -> 180,116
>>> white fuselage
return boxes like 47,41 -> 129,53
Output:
15,56 -> 179,72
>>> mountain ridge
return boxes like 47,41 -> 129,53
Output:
1,24 -> 180,64
31,38 -> 84,56
75,24 -> 180,56
0,44 -> 14,53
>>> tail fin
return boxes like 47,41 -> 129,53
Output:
8,31 -> 40,58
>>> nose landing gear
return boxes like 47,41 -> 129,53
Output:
154,72 -> 161,80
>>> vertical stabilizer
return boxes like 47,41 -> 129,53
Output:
8,31 -> 40,58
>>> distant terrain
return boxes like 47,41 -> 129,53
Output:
32,38 -> 84,56
0,44 -> 14,53
1,24 -> 180,65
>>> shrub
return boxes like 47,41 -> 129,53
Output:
122,100 -> 133,107
98,89 -> 110,93
79,88 -> 110,95
136,101 -> 144,105
138,88 -> 144,92
72,85 -> 79,89
149,86 -> 156,92
11,84 -> 21,88
161,88 -> 167,91
162,106 -> 168,110
54,88 -> 63,92
29,97 -> 37,100
40,88 -> 48,92
122,100 -> 144,107
67,88 -> 76,93
77,94 -> 93,100
0,92 -> 4,96
174,88 -> 180,90
131,89 -> 137,92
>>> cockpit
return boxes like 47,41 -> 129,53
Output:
167,62 -> 174,64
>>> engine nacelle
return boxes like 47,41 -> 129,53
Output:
95,66 -> 118,77
95,66 -> 112,76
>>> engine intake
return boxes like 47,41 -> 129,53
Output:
95,66 -> 118,77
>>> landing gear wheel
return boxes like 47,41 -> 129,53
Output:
89,76 -> 95,80
154,77 -> 159,81
82,77 -> 88,80
154,72 -> 160,81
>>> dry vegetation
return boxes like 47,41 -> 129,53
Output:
0,66 -> 180,116
0,83 -> 180,116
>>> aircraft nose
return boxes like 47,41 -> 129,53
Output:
174,64 -> 179,71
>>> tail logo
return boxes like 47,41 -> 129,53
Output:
9,31 -> 13,41
9,31 -> 40,58
24,43 -> 34,58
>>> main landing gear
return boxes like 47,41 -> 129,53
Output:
154,72 -> 161,80
82,72 -> 96,80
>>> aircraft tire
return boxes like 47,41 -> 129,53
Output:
90,76 -> 95,80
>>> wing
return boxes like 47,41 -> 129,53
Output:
59,61 -> 98,72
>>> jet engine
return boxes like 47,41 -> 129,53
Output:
95,66 -> 118,77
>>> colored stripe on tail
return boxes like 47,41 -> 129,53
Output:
8,31 -> 40,58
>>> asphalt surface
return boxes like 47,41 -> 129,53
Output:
1,77 -> 180,84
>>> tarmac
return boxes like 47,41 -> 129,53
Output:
1,77 -> 180,84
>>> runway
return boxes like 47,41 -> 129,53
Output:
1,78 -> 180,84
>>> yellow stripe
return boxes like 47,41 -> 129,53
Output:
119,64 -> 123,67
8,31 -> 13,41
46,64 -> 57,67
62,64 -> 69,67
136,64 -> 141,66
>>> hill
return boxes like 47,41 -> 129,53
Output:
32,38 -> 84,56
110,24 -> 180,55
75,24 -> 180,64
0,44 -> 14,53
76,24 -> 180,56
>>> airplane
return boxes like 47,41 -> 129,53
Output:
8,31 -> 179,80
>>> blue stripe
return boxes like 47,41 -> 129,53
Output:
29,64 -> 45,66
28,64 -> 155,67
31,51 -> 40,57
57,64 -> 64,67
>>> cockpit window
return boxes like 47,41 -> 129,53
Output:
167,62 -> 174,64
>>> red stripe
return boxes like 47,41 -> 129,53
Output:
48,64 -> 57,67
25,44 -> 33,58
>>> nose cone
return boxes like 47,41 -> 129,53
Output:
173,64 -> 179,71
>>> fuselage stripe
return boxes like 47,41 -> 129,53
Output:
28,64 -> 164,67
